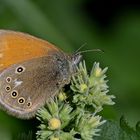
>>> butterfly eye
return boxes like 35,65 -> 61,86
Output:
27,102 -> 32,107
18,97 -> 25,104
6,77 -> 12,83
5,85 -> 11,92
15,66 -> 25,74
11,90 -> 18,98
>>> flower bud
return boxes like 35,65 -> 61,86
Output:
58,92 -> 67,101
95,67 -> 102,77
50,137 -> 59,140
49,118 -> 61,130
80,84 -> 88,92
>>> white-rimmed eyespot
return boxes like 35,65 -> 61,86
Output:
6,77 -> 12,83
11,90 -> 18,98
5,85 -> 11,92
18,97 -> 25,104
15,66 -> 25,74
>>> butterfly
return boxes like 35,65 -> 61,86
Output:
0,30 -> 82,119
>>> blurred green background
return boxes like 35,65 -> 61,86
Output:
0,0 -> 140,139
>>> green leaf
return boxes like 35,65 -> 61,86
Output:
94,120 -> 124,140
136,121 -> 140,136
95,118 -> 140,140
120,116 -> 140,140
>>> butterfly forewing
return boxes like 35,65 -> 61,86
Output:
0,30 -> 59,71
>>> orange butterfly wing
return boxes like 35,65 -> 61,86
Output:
0,30 -> 59,71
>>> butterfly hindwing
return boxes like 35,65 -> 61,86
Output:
0,53 -> 70,119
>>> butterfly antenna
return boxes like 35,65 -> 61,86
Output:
74,43 -> 87,54
76,49 -> 104,55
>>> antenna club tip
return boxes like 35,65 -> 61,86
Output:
99,49 -> 105,53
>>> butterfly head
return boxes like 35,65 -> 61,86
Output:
66,53 -> 82,77
71,53 -> 82,71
